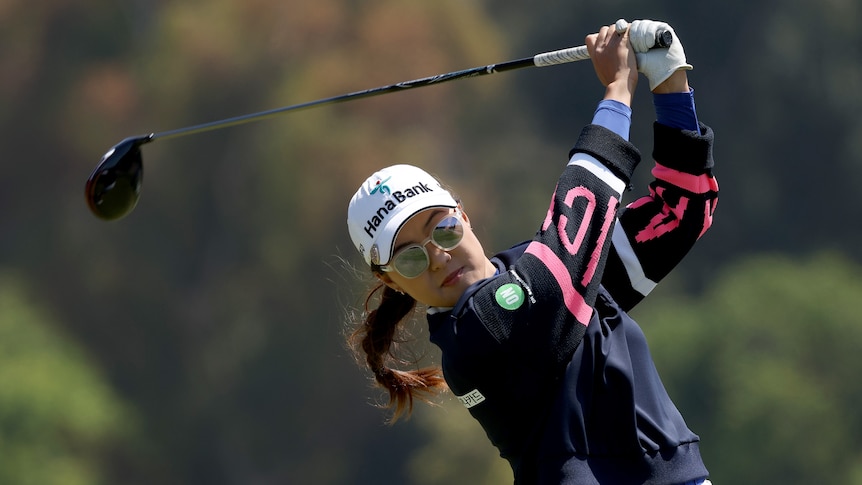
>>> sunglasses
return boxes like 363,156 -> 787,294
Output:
379,209 -> 465,279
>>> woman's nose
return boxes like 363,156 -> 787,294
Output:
426,244 -> 450,272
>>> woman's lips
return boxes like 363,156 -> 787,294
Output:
441,267 -> 464,287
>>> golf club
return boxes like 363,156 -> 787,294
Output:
85,21 -> 671,221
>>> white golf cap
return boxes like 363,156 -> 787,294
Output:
348,164 -> 458,267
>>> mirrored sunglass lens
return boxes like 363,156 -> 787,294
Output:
393,247 -> 429,278
432,217 -> 463,249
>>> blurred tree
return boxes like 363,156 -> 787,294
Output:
2,0 -> 862,482
634,252 -> 862,484
481,0 -> 862,275
31,0 -> 521,483
406,400 -> 512,484
0,275 -> 137,485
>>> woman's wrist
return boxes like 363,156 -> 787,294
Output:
651,69 -> 690,94
604,76 -> 636,107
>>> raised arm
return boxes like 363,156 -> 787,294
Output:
517,24 -> 640,323
589,21 -> 719,311
601,69 -> 718,310
464,24 -> 642,368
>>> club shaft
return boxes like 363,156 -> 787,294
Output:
151,46 -> 592,141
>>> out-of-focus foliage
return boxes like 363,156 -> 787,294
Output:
407,400 -> 512,484
0,276 -> 135,485
1,0 -> 861,482
484,0 -> 862,279
2,0 -> 517,483
634,253 -> 862,484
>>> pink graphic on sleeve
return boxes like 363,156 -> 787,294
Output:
626,197 -> 651,210
541,184 -> 559,232
652,164 -> 719,194
524,241 -> 593,326
582,196 -> 618,286
557,187 -> 596,257
635,188 -> 687,243
700,199 -> 717,238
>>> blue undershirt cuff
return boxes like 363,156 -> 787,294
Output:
592,99 -> 632,141
653,88 -> 699,131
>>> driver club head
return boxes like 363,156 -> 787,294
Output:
85,134 -> 152,221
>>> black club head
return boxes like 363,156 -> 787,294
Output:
85,135 -> 152,221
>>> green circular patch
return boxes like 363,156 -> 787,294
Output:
495,283 -> 525,310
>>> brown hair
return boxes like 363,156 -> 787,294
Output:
348,280 -> 448,423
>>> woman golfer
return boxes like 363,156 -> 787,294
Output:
346,19 -> 718,485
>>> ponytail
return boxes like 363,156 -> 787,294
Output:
348,283 -> 447,423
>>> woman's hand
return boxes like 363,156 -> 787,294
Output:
585,24 -> 638,106
629,19 -> 693,92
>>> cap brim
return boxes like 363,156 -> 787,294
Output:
372,194 -> 458,266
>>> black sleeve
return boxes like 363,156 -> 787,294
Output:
602,122 -> 719,311
469,124 -> 641,368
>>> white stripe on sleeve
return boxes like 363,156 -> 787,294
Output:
568,153 -> 627,196
612,219 -> 657,296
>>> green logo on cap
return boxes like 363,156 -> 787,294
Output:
370,176 -> 392,195
495,283 -> 524,310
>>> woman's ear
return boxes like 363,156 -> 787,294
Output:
375,272 -> 404,295
458,204 -> 472,228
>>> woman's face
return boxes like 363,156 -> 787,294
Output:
378,207 -> 496,308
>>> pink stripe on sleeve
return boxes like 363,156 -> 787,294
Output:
700,199 -> 717,238
557,187 -> 596,257
524,241 -> 593,326
652,164 -> 719,194
581,196 -> 617,286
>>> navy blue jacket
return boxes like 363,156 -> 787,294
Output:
427,122 -> 718,484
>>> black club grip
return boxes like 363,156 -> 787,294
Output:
655,30 -> 673,48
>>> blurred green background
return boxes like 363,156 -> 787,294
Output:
1,0 -> 861,483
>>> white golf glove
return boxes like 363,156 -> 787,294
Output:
628,19 -> 693,91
